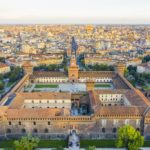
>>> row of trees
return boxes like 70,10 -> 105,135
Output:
0,81 -> 4,90
125,65 -> 150,86
142,55 -> 150,63
0,57 -> 5,63
34,64 -> 64,71
34,64 -> 62,71
11,125 -> 144,150
86,64 -> 115,71
0,66 -> 23,91
4,66 -> 23,82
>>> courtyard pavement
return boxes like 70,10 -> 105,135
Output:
29,83 -> 113,93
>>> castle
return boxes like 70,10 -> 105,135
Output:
0,51 -> 150,140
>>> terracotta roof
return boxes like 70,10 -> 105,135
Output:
125,90 -> 149,107
79,71 -> 115,78
0,63 -> 9,68
31,71 -> 67,78
96,106 -> 146,116
9,92 -> 71,109
89,89 -> 149,108
93,89 -> 126,95
6,108 -> 70,119
22,61 -> 33,67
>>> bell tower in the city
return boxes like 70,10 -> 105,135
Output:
68,54 -> 79,82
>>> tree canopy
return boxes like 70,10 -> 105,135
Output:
14,135 -> 40,150
116,125 -> 144,150
125,65 -> 150,87
142,55 -> 150,63
34,64 -> 61,71
87,64 -> 115,71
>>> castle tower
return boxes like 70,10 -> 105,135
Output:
22,61 -> 33,75
86,80 -> 95,91
68,55 -> 79,82
116,62 -> 126,75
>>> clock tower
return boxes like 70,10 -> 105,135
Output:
68,55 -> 79,81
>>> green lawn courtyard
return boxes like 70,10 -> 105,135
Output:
95,83 -> 112,88
35,84 -> 59,88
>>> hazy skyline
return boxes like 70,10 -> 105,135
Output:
0,0 -> 150,24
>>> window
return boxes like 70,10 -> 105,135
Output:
102,128 -> 105,133
22,128 -> 26,133
33,121 -> 36,125
8,121 -> 11,125
112,128 -> 117,133
6,128 -> 11,133
33,128 -> 38,133
19,121 -> 21,125
48,121 -> 50,125
44,128 -> 48,133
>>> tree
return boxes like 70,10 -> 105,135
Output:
142,55 -> 150,63
86,146 -> 96,150
116,125 -> 144,150
127,65 -> 137,73
0,81 -> 4,90
14,135 -> 40,150
0,57 -> 5,63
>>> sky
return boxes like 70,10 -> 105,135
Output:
0,0 -> 150,24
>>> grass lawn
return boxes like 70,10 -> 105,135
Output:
1,140 -> 150,148
95,83 -> 111,88
143,85 -> 150,90
35,84 -> 58,88
80,140 -> 115,148
0,140 -> 67,148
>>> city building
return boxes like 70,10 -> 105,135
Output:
0,63 -> 10,74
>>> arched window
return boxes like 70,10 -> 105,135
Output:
8,121 -> 11,125
102,128 -> 105,133
33,128 -> 38,133
22,128 -> 26,133
19,121 -> 21,125
112,128 -> 117,133
6,128 -> 11,133
44,128 -> 48,133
